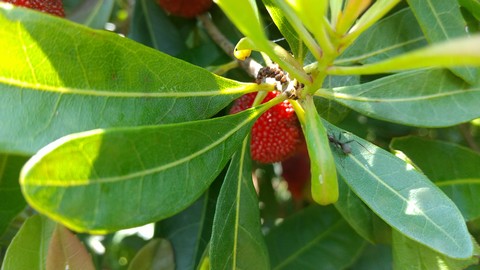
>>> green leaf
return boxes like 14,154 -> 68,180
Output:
213,0 -> 266,45
392,229 -> 479,270
0,6 -> 252,154
128,238 -> 175,270
337,8 -> 427,65
328,35 -> 480,76
459,0 -> 480,21
315,75 -> 359,124
268,0 -> 322,61
391,136 -> 480,221
46,224 -> 95,270
262,0 -> 307,61
155,190 -> 218,269
407,0 -> 478,84
1,215 -> 55,270
349,244 -> 393,270
128,0 -> 186,55
301,96 -> 338,205
318,69 -> 480,127
344,0 -> 402,46
69,0 -> 115,29
209,138 -> 270,269
334,175 -> 376,243
323,122 -> 473,259
265,205 -> 365,269
0,154 -> 28,236
20,107 -> 268,233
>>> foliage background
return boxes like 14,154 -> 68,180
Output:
1,0 -> 480,269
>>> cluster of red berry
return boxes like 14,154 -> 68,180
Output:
230,64 -> 310,200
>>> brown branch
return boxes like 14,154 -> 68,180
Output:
197,13 -> 262,78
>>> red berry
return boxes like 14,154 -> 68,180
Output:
2,0 -> 65,17
157,0 -> 212,18
230,91 -> 303,164
281,142 -> 310,200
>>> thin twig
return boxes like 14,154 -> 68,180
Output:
459,123 -> 480,152
197,13 -> 263,78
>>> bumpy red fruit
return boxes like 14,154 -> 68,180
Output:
281,142 -> 310,200
157,0 -> 212,18
2,0 -> 65,17
230,91 -> 302,163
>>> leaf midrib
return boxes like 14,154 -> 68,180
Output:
0,77 -> 249,97
25,114 -> 258,187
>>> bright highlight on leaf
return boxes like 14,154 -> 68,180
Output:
329,35 -> 480,75
20,107 -> 271,233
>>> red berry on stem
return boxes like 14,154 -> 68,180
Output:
229,91 -> 303,164
157,0 -> 213,18
2,0 -> 65,17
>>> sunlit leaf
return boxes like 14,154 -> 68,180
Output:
0,5 -> 256,154
20,106 -> 270,233
391,136 -> 480,221
324,122 -> 473,259
319,69 -> 480,127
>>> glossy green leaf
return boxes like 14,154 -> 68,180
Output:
334,175 -> 375,243
69,0 -> 115,29
265,205 -> 365,269
262,0 -> 307,61
301,96 -> 338,205
391,137 -> 480,221
328,35 -> 480,76
1,215 -> 55,270
392,229 -> 479,270
20,106 -> 270,233
46,224 -> 95,270
0,154 -> 28,236
323,122 -> 473,259
0,5 -> 253,154
337,8 -> 427,65
128,238 -> 175,270
128,0 -> 186,55
210,138 -> 270,269
407,0 -> 478,84
318,69 -> 480,127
